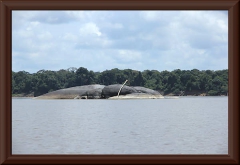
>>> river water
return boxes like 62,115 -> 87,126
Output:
12,97 -> 228,154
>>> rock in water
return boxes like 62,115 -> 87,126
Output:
109,93 -> 164,99
133,86 -> 160,95
86,88 -> 103,99
34,84 -> 164,99
101,84 -> 138,98
35,84 -> 105,99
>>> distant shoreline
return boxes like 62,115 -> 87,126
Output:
12,69 -> 228,98
164,93 -> 228,97
12,94 -> 228,98
12,90 -> 228,98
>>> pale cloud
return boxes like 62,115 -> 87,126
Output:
79,22 -> 102,37
62,33 -> 78,41
18,29 -> 34,38
37,31 -> 53,40
29,11 -> 76,24
102,22 -> 123,29
116,50 -> 142,63
12,10 -> 228,73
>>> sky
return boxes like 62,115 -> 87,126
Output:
12,10 -> 228,73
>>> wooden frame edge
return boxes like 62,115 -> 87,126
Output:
0,0 -> 239,164
228,0 -> 240,163
0,1 -> 10,164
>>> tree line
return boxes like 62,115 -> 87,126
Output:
12,67 -> 228,96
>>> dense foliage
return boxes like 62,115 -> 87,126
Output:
12,67 -> 228,96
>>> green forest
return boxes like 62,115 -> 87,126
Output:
12,67 -> 228,97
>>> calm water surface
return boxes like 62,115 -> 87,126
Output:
12,97 -> 228,154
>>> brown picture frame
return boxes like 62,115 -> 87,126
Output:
0,0 -> 239,164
